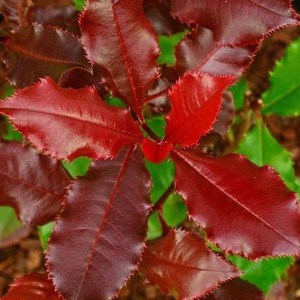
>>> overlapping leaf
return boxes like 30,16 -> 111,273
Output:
165,73 -> 235,146
0,78 -> 142,160
1,273 -> 61,300
3,24 -> 89,88
172,148 -> 300,259
47,148 -> 151,300
0,142 -> 70,226
80,0 -> 159,117
170,0 -> 300,45
206,278 -> 265,300
142,229 -> 239,299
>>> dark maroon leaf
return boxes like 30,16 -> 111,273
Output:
172,148 -> 300,259
206,278 -> 265,300
0,141 -> 70,226
170,0 -> 300,45
1,273 -> 61,300
80,0 -> 160,117
47,147 -> 151,300
175,27 -> 258,76
142,229 -> 240,299
3,24 -> 90,88
144,0 -> 186,35
0,78 -> 142,160
211,91 -> 234,137
165,73 -> 235,146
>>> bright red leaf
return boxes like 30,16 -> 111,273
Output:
165,73 -> 235,147
0,141 -> 70,226
80,0 -> 160,117
1,273 -> 61,300
3,24 -> 89,88
142,229 -> 240,300
206,278 -> 265,300
170,0 -> 300,45
0,78 -> 142,161
47,147 -> 151,300
172,148 -> 300,259
142,139 -> 172,164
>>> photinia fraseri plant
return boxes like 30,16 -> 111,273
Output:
1,0 -> 300,299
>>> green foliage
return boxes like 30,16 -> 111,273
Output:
229,255 -> 293,293
73,0 -> 86,11
0,207 -> 24,242
263,37 -> 300,116
146,115 -> 166,139
63,157 -> 91,178
158,32 -> 187,66
38,222 -> 54,250
2,120 -> 23,142
147,212 -> 162,240
230,79 -> 247,110
238,119 -> 300,193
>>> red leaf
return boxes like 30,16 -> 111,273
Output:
206,278 -> 265,300
0,142 -> 70,226
0,78 -> 142,161
80,0 -> 160,117
175,28 -> 258,76
165,73 -> 235,147
172,149 -> 300,259
170,0 -> 300,45
3,24 -> 90,88
144,0 -> 186,35
47,147 -> 151,300
1,273 -> 61,300
141,139 -> 172,164
141,229 -> 240,300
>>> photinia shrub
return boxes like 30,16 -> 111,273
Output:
0,0 -> 300,299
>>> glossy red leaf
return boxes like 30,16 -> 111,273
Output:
141,139 -> 172,164
0,78 -> 142,161
47,147 -> 151,300
175,27 -> 258,76
165,73 -> 235,147
1,273 -> 61,300
3,24 -> 89,88
80,0 -> 160,117
0,142 -> 70,226
170,0 -> 300,45
142,229 -> 240,300
172,149 -> 300,259
144,0 -> 186,35
206,278 -> 265,300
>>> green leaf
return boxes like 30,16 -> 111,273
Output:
147,212 -> 162,240
158,32 -> 187,66
146,159 -> 175,203
146,115 -> 166,139
229,255 -> 293,293
0,207 -> 24,242
105,95 -> 127,108
2,119 -> 23,142
262,37 -> 300,116
230,79 -> 247,110
62,157 -> 91,178
38,222 -> 54,250
238,120 -> 300,193
162,193 -> 187,227
73,0 -> 86,11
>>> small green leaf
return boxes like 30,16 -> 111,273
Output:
162,193 -> 187,227
73,0 -> 86,11
262,37 -> 300,116
105,94 -> 127,108
38,222 -> 54,250
2,119 -> 23,142
230,79 -> 247,110
146,115 -> 166,139
229,255 -> 293,293
147,212 -> 162,240
62,157 -> 91,178
146,159 -> 175,203
238,120 -> 300,193
158,32 -> 187,66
